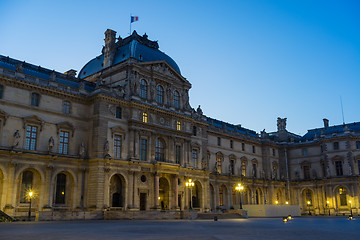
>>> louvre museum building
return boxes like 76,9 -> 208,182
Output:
0,29 -> 359,220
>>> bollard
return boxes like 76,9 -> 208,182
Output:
214,216 -> 218,221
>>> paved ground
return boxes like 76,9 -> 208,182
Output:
0,217 -> 359,240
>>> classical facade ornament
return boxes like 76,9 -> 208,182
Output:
12,130 -> 21,148
277,117 -> 287,131
48,137 -> 54,152
79,142 -> 86,158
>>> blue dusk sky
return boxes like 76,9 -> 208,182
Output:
1,0 -> 359,135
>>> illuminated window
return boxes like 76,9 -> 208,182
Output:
174,90 -> 180,108
155,138 -> 165,161
241,161 -> 246,176
25,125 -> 37,150
114,135 -> 122,158
63,101 -> 71,114
339,187 -> 347,206
157,85 -> 164,104
31,93 -> 39,106
140,80 -> 147,99
142,112 -> 148,123
59,131 -> 69,154
192,149 -> 198,168
305,189 -> 312,206
177,121 -> 181,131
20,171 -> 33,203
219,186 -> 224,206
55,173 -> 66,204
217,155 -> 222,174
140,138 -> 147,161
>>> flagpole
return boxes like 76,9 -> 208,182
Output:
129,13 -> 131,35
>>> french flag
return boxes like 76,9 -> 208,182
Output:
131,16 -> 139,23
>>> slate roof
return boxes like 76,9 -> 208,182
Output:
301,122 -> 360,141
207,117 -> 258,138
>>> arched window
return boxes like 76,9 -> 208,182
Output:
140,80 -> 147,99
20,171 -> 33,203
217,155 -> 222,174
241,161 -> 246,176
155,138 -> 165,161
174,90 -> 180,108
219,186 -> 224,206
305,189 -> 312,206
338,187 -> 347,206
157,85 -> 164,104
55,173 -> 66,204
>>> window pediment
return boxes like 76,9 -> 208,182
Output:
23,115 -> 44,131
331,155 -> 344,163
56,121 -> 75,136
251,158 -> 258,164
111,126 -> 126,139
240,156 -> 248,163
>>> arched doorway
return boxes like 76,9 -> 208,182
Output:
18,169 -> 41,208
276,189 -> 283,204
255,188 -> 263,204
159,177 -> 169,210
109,174 -> 125,208
53,172 -> 74,207
219,185 -> 228,209
244,187 -> 252,204
192,181 -> 202,209
210,184 -> 215,211
335,186 -> 349,211
302,188 -> 313,214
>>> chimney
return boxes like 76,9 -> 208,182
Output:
323,118 -> 329,128
103,29 -> 117,68
64,69 -> 77,78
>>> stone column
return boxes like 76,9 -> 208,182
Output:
154,174 -> 160,209
174,175 -> 179,209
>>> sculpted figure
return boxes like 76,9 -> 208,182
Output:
79,142 -> 86,158
104,140 -> 110,156
13,130 -> 21,148
48,136 -> 54,151
197,105 -> 203,115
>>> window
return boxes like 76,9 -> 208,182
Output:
356,141 -> 360,149
219,186 -> 224,206
252,163 -> 257,178
303,165 -> 310,179
115,106 -> 122,119
25,125 -> 37,150
192,149 -> 198,168
217,137 -> 221,146
155,138 -> 165,161
174,90 -> 180,108
272,148 -> 276,156
63,101 -> 71,114
339,187 -> 347,206
230,160 -> 235,175
230,140 -> 233,149
0,85 -> 3,99
140,138 -> 147,161
55,173 -> 66,204
59,131 -> 69,154
175,145 -> 181,164
241,161 -> 246,176
252,145 -> 256,153
242,143 -> 245,151
20,171 -> 33,203
114,135 -> 122,158
142,112 -> 148,123
305,189 -> 312,206
217,155 -> 222,174
157,85 -> 164,104
31,93 -> 39,106
335,161 -> 343,176
193,126 -> 197,136
333,142 -> 339,150
140,80 -> 147,99
302,148 -> 308,156
176,121 -> 181,131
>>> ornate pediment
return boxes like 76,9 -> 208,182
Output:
110,125 -> 126,139
240,156 -> 248,163
229,154 -> 236,161
22,115 -> 44,131
0,109 -> 8,125
56,121 -> 75,136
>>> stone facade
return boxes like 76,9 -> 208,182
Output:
0,29 -> 359,220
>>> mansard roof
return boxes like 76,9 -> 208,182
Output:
0,55 -> 95,94
301,122 -> 360,141
78,30 -> 181,79
206,117 -> 258,138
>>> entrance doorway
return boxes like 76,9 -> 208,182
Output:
159,177 -> 170,210
140,193 -> 147,211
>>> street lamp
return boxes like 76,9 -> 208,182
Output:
235,183 -> 244,209
185,179 -> 194,210
307,201 -> 311,215
326,200 -> 330,216
28,190 -> 34,221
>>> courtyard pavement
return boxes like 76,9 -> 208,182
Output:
0,217 -> 359,240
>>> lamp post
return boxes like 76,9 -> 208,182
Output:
28,191 -> 34,221
349,200 -> 352,216
235,183 -> 244,209
326,200 -> 330,216
185,179 -> 194,210
307,201 -> 311,215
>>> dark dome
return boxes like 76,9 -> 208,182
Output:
79,31 -> 181,79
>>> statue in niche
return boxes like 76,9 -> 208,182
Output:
79,142 -> 86,158
104,140 -> 110,156
48,137 -> 54,152
326,166 -> 331,177
12,130 -> 21,148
